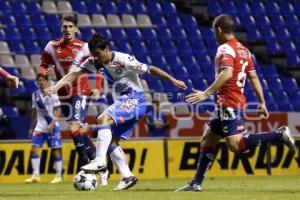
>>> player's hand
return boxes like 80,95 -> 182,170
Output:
28,129 -> 33,138
257,103 -> 269,119
91,89 -> 101,100
46,67 -> 56,78
172,79 -> 187,90
5,75 -> 19,88
186,89 -> 209,104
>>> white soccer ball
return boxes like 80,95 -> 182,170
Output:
73,171 -> 98,191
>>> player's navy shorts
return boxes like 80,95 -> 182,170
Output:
207,107 -> 246,138
105,91 -> 146,140
61,95 -> 89,125
31,125 -> 62,149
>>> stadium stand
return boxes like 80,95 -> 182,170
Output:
0,0 -> 300,139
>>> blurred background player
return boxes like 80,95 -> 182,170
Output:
176,14 -> 296,192
0,66 -> 19,88
25,74 -> 62,183
145,94 -> 170,137
38,15 -> 103,169
45,33 -> 187,190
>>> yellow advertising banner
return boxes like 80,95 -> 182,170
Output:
0,140 -> 166,183
168,139 -> 300,178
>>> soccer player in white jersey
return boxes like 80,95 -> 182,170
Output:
25,74 -> 63,183
46,33 -> 187,190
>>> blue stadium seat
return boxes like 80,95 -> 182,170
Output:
201,27 -> 214,40
79,27 -> 95,41
266,40 -> 281,54
46,14 -> 60,27
1,106 -> 19,117
86,2 -> 101,13
101,1 -> 117,14
150,55 -> 167,67
280,1 -> 294,14
171,28 -> 187,40
270,15 -> 285,26
172,66 -> 189,78
277,101 -> 294,112
287,52 -> 300,66
254,14 -> 270,26
166,14 -> 182,27
115,41 -> 132,53
191,78 -> 208,91
141,28 -> 157,40
273,91 -> 290,104
161,41 -> 177,54
5,27 -> 21,41
161,1 -> 177,14
281,41 -> 296,52
282,77 -> 299,92
236,2 -> 251,14
223,1 -> 237,14
146,77 -> 164,92
0,29 -> 6,41
30,14 -> 47,27
185,28 -> 202,40
284,14 -> 299,27
130,41 -> 147,54
20,27 -> 36,41
181,56 -> 198,68
146,2 -> 162,14
35,27 -> 51,41
261,64 -> 279,78
15,14 -> 32,27
151,14 -> 167,27
156,28 -> 172,40
11,1 -> 27,13
116,1 -> 132,13
295,1 -> 300,14
110,28 -> 127,40
194,53 -> 211,67
207,1 -> 222,15
0,1 -> 12,14
1,15 -> 17,27
146,40 -> 162,53
49,26 -> 62,39
131,1 -> 147,14
4,67 -> 19,76
186,65 -> 202,78
165,54 -> 182,68
239,14 -> 256,26
135,54 -> 151,64
267,77 -> 284,91
72,1 -> 87,13
266,100 -> 279,112
180,14 -> 197,28
247,28 -> 261,40
26,1 -> 42,13
23,41 -> 41,54
176,41 -> 192,53
250,1 -> 265,14
261,27 -> 276,39
265,1 -> 280,14
9,41 -> 25,54
126,29 -> 142,40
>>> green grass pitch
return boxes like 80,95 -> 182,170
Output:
0,176 -> 299,200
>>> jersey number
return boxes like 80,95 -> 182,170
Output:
236,60 -> 248,93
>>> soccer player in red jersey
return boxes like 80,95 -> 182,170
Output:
38,15 -> 103,168
0,67 -> 19,88
176,14 -> 296,192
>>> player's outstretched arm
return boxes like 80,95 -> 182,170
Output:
45,70 -> 85,94
248,70 -> 269,119
148,66 -> 187,90
186,67 -> 233,104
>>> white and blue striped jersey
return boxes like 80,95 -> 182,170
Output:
32,90 -> 61,133
73,51 -> 149,97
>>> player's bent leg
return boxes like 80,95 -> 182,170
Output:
81,113 -> 115,172
25,146 -> 41,183
230,126 -> 295,153
176,128 -> 220,192
80,125 -> 96,160
50,148 -> 63,184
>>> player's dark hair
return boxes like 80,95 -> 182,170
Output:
88,33 -> 109,51
61,15 -> 78,26
213,14 -> 235,33
36,73 -> 48,80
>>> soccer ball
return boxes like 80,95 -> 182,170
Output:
73,171 -> 98,191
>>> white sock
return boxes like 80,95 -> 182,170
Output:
96,127 -> 112,165
110,146 -> 132,178
54,158 -> 62,176
31,157 -> 40,176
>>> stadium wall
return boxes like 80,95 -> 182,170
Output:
0,139 -> 299,183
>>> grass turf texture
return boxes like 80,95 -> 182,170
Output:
0,175 -> 299,200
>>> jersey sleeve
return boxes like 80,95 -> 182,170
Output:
218,44 -> 235,69
124,55 -> 149,74
246,54 -> 255,72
